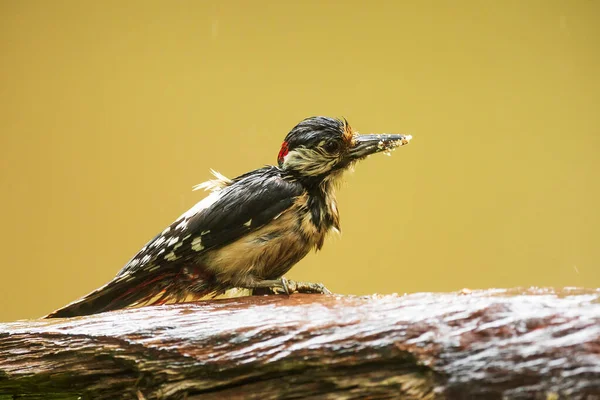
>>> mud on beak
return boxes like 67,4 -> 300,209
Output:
349,134 -> 413,160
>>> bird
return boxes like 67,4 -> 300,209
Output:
45,116 -> 412,318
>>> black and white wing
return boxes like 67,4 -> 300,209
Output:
45,167 -> 303,318
117,167 -> 303,277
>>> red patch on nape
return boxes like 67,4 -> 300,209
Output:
277,141 -> 289,164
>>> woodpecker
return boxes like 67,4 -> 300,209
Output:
45,117 -> 412,318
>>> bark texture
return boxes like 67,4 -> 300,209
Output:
0,288 -> 599,399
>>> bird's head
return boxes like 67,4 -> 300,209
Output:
277,116 -> 411,183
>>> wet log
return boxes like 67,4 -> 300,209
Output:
0,288 -> 599,400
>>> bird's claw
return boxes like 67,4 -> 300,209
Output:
280,277 -> 290,295
253,278 -> 332,296
284,280 -> 332,295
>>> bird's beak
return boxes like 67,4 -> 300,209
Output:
348,134 -> 413,160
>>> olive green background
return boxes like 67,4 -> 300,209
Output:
1,1 -> 598,321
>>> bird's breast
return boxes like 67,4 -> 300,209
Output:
200,206 -> 319,284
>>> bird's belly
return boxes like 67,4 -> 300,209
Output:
200,210 -> 317,284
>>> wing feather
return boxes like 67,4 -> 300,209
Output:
117,167 -> 302,277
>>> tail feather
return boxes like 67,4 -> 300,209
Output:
44,271 -> 178,318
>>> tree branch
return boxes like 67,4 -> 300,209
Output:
1,288 -> 599,399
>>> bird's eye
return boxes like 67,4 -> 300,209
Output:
324,140 -> 341,153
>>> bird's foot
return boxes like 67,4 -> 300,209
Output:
255,278 -> 331,295
245,278 -> 331,296
239,278 -> 287,295
286,280 -> 332,295
276,277 -> 291,295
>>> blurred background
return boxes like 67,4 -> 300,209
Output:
1,1 -> 599,321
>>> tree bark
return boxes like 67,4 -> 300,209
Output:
0,288 -> 599,400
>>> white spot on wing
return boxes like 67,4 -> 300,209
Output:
244,219 -> 252,227
165,251 -> 179,261
191,236 -> 204,251
167,236 -> 179,247
150,236 -> 166,248
175,219 -> 188,231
